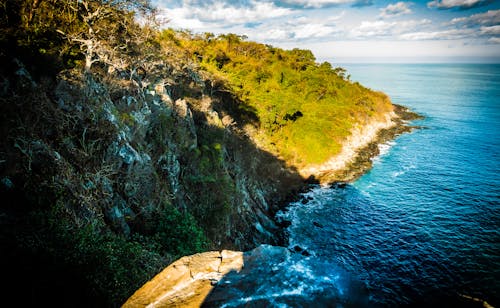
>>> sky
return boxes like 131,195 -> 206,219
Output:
153,0 -> 500,62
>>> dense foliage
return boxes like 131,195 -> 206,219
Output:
158,31 -> 393,165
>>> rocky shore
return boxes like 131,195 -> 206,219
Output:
303,104 -> 423,184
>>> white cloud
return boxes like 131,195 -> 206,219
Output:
326,10 -> 346,23
250,18 -> 342,42
215,12 -> 348,43
450,10 -> 500,26
293,23 -> 338,38
379,2 -> 413,18
427,0 -> 488,9
277,0 -> 355,8
400,28 -> 475,40
264,28 -> 291,40
480,25 -> 500,35
158,0 -> 292,29
160,7 -> 206,29
487,37 -> 500,44
351,20 -> 397,37
350,19 -> 431,38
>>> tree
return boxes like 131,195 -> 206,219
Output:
56,0 -> 154,72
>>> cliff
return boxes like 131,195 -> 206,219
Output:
0,1 -> 418,306
0,52 -> 305,305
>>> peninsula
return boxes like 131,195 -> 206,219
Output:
0,1 -> 419,306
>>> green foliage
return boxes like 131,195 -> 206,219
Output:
155,206 -> 207,257
158,31 -> 394,166
1,204 -> 165,307
179,126 -> 234,239
120,112 -> 135,127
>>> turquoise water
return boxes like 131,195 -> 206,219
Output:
281,64 -> 500,306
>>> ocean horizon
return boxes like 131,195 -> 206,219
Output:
324,57 -> 500,64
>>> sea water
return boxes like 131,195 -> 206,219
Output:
210,64 -> 500,307
280,64 -> 500,306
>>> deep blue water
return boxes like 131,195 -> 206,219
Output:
280,64 -> 500,306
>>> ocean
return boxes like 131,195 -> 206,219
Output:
280,63 -> 500,306
211,64 -> 500,307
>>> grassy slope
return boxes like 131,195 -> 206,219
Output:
162,31 -> 394,167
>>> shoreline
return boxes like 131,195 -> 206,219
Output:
299,104 -> 423,184
123,104 -> 424,305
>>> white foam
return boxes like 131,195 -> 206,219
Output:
378,140 -> 396,156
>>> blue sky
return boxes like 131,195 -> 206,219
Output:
153,0 -> 500,62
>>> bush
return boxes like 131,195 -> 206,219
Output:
156,206 -> 208,257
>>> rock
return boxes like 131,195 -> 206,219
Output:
158,151 -> 180,194
123,249 -> 245,308
118,143 -> 141,165
301,250 -> 311,257
293,245 -> 303,253
174,99 -> 198,150
313,221 -> 324,228
219,250 -> 244,274
105,197 -> 131,236
331,182 -> 347,189
1,177 -> 13,189
123,245 -> 293,307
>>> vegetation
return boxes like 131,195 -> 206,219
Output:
158,31 -> 394,166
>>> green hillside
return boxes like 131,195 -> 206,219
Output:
159,31 -> 394,166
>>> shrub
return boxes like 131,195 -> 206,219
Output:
156,206 -> 207,257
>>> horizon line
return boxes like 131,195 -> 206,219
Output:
323,56 -> 500,64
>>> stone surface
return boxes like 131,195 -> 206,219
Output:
123,250 -> 245,307
123,245 -> 369,307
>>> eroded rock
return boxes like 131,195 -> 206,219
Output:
123,249 -> 245,307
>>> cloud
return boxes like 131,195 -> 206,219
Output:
351,20 -> 397,37
158,0 -> 292,29
487,37 -> 500,44
275,0 -> 370,8
427,0 -> 491,10
443,10 -> 500,42
400,28 -> 475,40
250,17 -> 343,42
351,0 -> 373,7
276,0 -> 352,8
379,2 -> 413,18
292,23 -> 339,38
480,25 -> 500,35
350,19 -> 431,38
450,9 -> 500,26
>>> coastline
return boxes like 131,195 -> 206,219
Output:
124,104 -> 424,306
300,104 -> 423,184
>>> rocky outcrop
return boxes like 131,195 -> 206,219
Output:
124,245 -> 369,307
123,249 -> 246,307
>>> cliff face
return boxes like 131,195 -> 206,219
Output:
0,52 -> 304,305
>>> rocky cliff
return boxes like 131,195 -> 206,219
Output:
0,1 -> 419,306
0,52 -> 304,306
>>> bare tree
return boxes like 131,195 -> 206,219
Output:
57,0 -> 154,72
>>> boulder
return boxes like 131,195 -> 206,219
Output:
123,250 -> 245,307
